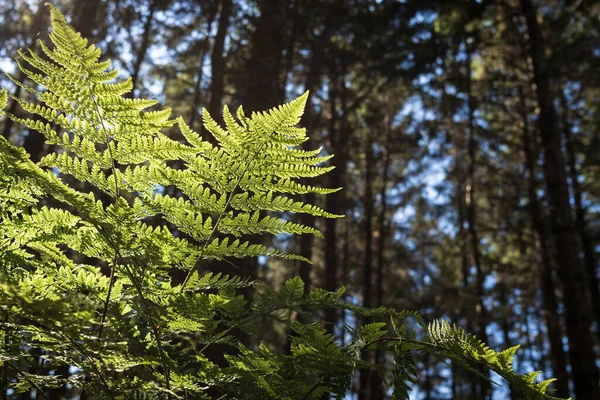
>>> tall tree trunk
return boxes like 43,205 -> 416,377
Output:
324,71 -> 340,333
519,86 -> 570,398
242,0 -> 287,112
188,6 -> 217,129
207,0 -> 232,126
559,90 -> 600,339
520,0 -> 600,397
498,270 -> 518,400
129,0 -> 158,97
357,131 -> 375,400
465,39 -> 491,399
237,0 -> 288,343
296,12 -> 331,293
370,107 -> 391,399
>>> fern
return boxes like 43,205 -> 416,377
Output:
0,4 -> 569,399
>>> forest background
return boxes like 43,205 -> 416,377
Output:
0,0 -> 599,399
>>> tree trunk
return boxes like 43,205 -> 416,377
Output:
357,130 -> 375,400
370,106 -> 391,399
207,0 -> 233,126
519,86 -> 570,398
71,0 -> 102,40
188,6 -> 217,129
559,89 -> 600,340
465,39 -> 491,399
520,0 -> 600,397
296,12 -> 331,293
324,71 -> 340,333
241,0 -> 287,112
129,0 -> 158,97
498,271 -> 519,400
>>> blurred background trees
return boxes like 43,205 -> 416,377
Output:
1,0 -> 599,398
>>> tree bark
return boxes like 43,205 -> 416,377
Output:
324,71 -> 340,332
370,103 -> 391,400
129,0 -> 158,97
498,271 -> 519,400
520,0 -> 600,397
519,86 -> 570,398
465,39 -> 491,399
207,0 -> 232,126
296,10 -> 331,293
559,89 -> 600,340
357,130 -> 375,400
188,5 -> 217,129
241,0 -> 287,111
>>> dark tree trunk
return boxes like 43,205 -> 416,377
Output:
323,55 -> 350,338
465,39 -> 490,399
129,0 -> 158,97
370,105 -> 391,399
236,0 -> 288,347
357,131 -> 375,400
519,86 -> 570,398
71,0 -> 102,40
188,6 -> 217,129
207,0 -> 232,126
498,271 -> 519,400
241,0 -> 287,112
296,11 -> 331,293
559,90 -> 600,340
520,0 -> 600,397
323,71 -> 340,333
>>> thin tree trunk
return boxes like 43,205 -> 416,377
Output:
188,7 -> 217,128
519,85 -> 570,398
465,39 -> 490,399
324,71 -> 339,333
129,0 -> 157,98
520,0 -> 600,397
296,15 -> 331,293
357,131 -> 375,400
371,135 -> 390,399
498,270 -> 518,400
559,89 -> 600,339
207,0 -> 232,126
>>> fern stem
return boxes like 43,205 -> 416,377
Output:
97,255 -> 117,339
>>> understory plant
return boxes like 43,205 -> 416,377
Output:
0,5 -> 567,399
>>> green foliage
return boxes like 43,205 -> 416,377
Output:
0,4 -> 568,399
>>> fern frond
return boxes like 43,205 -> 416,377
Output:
427,319 -> 569,400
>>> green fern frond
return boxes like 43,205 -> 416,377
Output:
427,319 -> 569,400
